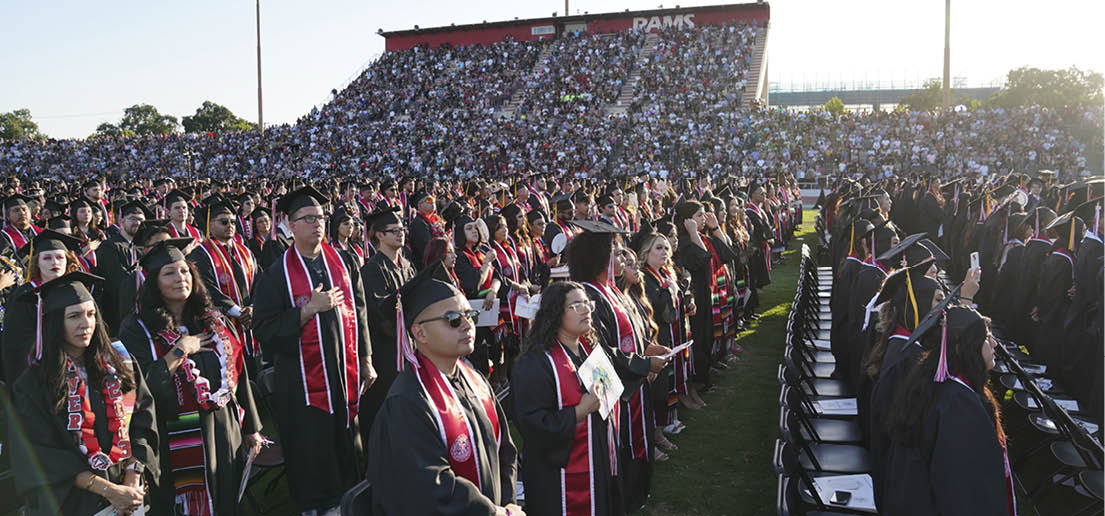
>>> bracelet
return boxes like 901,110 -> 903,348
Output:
83,474 -> 95,491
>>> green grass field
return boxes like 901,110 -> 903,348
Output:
640,210 -> 815,516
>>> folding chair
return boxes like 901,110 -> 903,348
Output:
340,479 -> 373,516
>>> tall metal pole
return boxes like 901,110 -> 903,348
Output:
942,0 -> 950,112
256,0 -> 264,134
565,0 -> 569,16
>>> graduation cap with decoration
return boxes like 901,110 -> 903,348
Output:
901,282 -> 962,354
1072,197 -> 1103,236
394,261 -> 466,371
19,271 -> 104,364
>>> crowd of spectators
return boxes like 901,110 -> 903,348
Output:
1,22 -> 1100,184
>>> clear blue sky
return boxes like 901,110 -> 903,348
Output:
2,0 -> 1101,139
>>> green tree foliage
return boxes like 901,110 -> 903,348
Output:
989,66 -> 1103,109
897,78 -> 984,112
118,104 -> 179,135
91,122 -> 136,138
0,109 -> 45,140
182,101 -> 255,133
823,96 -> 846,116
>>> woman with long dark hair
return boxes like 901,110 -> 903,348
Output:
672,200 -> 736,395
484,213 -> 536,383
566,220 -> 668,512
328,206 -> 366,268
8,272 -> 159,516
2,230 -> 83,383
510,281 -> 615,516
453,214 -> 501,376
882,306 -> 1013,516
116,239 -> 263,516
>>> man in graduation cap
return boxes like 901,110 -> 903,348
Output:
408,190 -> 444,271
595,193 -> 620,229
112,220 -> 173,329
543,193 -> 579,253
252,185 -> 374,515
359,205 -> 416,442
80,178 -> 111,227
189,198 -> 262,376
0,193 -> 43,258
163,189 -> 203,241
91,200 -> 153,334
366,262 -> 520,516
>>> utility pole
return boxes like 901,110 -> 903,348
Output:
942,0 -> 951,112
256,0 -> 264,134
565,0 -> 569,17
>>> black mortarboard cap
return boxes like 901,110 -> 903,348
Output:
118,200 -> 153,219
45,216 -> 71,230
903,284 -> 961,348
139,238 -> 193,274
3,193 -> 33,210
365,206 -> 402,231
250,206 -> 272,221
134,220 -> 171,246
18,229 -> 83,259
918,238 -> 949,262
876,232 -> 928,265
441,201 -> 466,226
571,220 -> 630,235
276,185 -> 329,215
400,260 -> 464,330
164,189 -> 192,207
23,271 -> 102,314
596,194 -> 615,208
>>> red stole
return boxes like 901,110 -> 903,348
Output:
553,218 -> 577,243
282,243 -> 360,426
417,211 -> 445,238
1,224 -> 41,249
169,222 -> 203,241
198,239 -> 259,355
461,246 -> 493,291
546,340 -> 609,515
644,265 -> 691,394
413,353 -> 501,490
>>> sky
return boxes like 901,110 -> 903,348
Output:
2,0 -> 1102,139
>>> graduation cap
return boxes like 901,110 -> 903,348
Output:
874,262 -> 943,330
596,194 -> 615,208
276,185 -> 329,216
410,189 -> 433,207
81,178 -> 102,190
1045,210 -> 1085,251
571,220 -> 630,235
163,189 -> 192,208
552,193 -> 573,213
20,271 -> 104,363
393,261 -> 466,371
918,239 -> 949,262
45,216 -> 71,231
933,303 -> 987,383
365,206 -> 402,231
134,220 -> 171,246
3,193 -> 33,211
139,238 -> 193,274
249,206 -> 272,221
902,283 -> 962,350
18,229 -> 83,261
1072,197 -> 1103,234
43,198 -> 68,215
117,200 -> 153,219
876,232 -> 929,267
441,201 -> 467,227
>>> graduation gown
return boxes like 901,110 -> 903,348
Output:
1033,249 -> 1075,368
188,240 -> 259,318
259,229 -> 292,271
745,206 -> 773,289
830,256 -> 863,379
916,192 -> 943,240
93,241 -> 137,335
251,248 -> 370,511
990,242 -> 1025,329
880,381 -> 1010,516
1,282 -> 38,383
843,262 -> 888,391
674,234 -> 736,387
367,362 -> 517,515
511,347 -> 618,516
358,250 -> 415,438
868,331 -> 920,507
1007,238 -> 1052,348
408,211 -> 443,271
117,314 -> 262,516
8,357 -> 160,516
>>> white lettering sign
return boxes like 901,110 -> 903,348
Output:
631,13 -> 696,32
531,25 -> 555,35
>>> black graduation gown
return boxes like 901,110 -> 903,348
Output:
188,241 -> 259,318
259,231 -> 291,271
583,284 -> 653,512
843,263 -> 887,392
1065,236 -> 1103,330
1007,239 -> 1052,348
358,250 -> 415,439
8,358 -> 161,516
367,363 -> 517,515
1033,250 -> 1075,368
990,242 -> 1025,329
830,257 -> 862,379
916,193 -> 943,240
408,213 -> 440,271
93,240 -> 137,335
868,334 -> 920,507
246,236 -> 266,268
880,382 -> 1009,516
745,207 -> 772,288
251,250 -> 371,511
511,348 -> 618,516
1,282 -> 37,383
455,247 -> 501,376
674,234 -> 736,387
117,314 -> 262,516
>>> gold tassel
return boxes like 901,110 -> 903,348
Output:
906,271 -> 920,329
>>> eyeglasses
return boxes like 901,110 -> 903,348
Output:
417,309 -> 480,328
567,300 -> 595,314
213,218 -> 234,226
381,227 -> 406,235
293,214 -> 327,224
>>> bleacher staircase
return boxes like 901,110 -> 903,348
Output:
741,24 -> 769,107
494,43 -> 557,120
605,32 -> 660,116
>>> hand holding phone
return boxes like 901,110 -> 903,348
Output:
970,251 -> 980,270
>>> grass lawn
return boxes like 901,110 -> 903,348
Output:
640,209 -> 815,516
245,210 -> 817,516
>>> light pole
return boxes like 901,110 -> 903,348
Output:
256,0 -> 264,134
942,0 -> 951,112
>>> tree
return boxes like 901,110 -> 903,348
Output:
0,109 -> 45,140
182,101 -> 255,133
896,78 -> 983,112
989,66 -> 1103,109
91,122 -> 135,138
118,104 -> 179,135
823,96 -> 846,116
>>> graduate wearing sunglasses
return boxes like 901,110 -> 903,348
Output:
367,262 -> 521,516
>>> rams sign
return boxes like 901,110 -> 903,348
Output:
632,13 -> 696,31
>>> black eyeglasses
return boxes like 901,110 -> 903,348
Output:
293,214 -> 327,224
417,309 -> 480,328
214,218 -> 234,226
381,227 -> 406,235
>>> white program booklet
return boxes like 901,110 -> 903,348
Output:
515,294 -> 541,320
467,298 -> 501,327
577,346 -> 624,420
812,474 -> 877,513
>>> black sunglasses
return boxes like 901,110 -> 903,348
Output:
418,309 -> 480,328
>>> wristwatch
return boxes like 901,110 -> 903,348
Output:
171,346 -> 185,358
127,461 -> 145,474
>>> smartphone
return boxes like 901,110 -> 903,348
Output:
830,490 -> 852,505
970,251 -> 980,270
